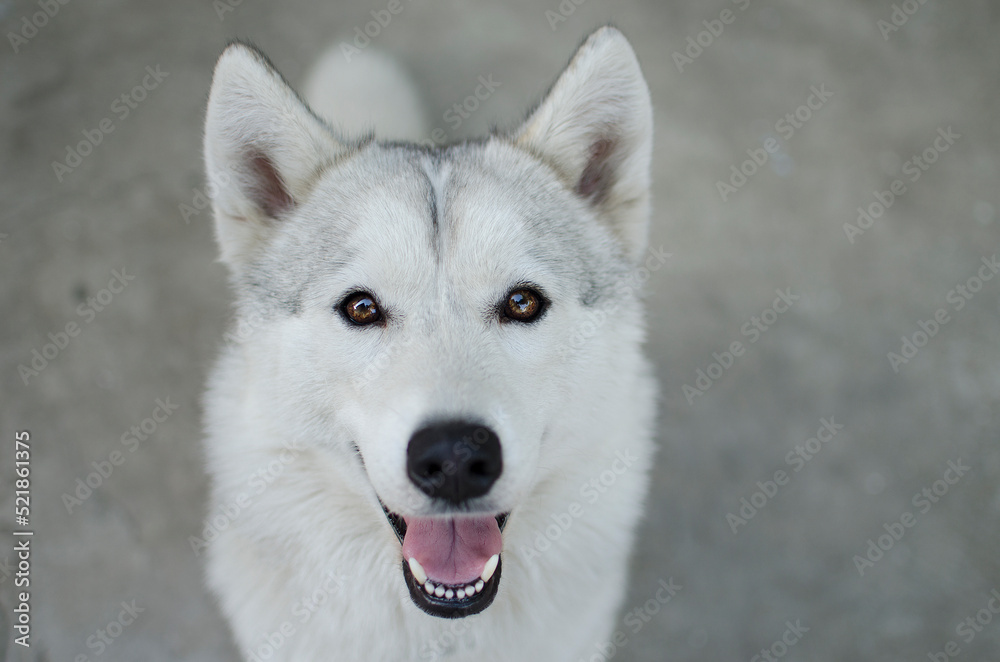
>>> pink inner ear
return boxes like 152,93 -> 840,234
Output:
576,137 -> 617,202
248,153 -> 294,218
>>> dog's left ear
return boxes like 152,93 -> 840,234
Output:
514,27 -> 653,262
204,42 -> 345,267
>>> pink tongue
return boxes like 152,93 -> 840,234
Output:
401,516 -> 502,586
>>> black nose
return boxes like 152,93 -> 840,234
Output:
407,421 -> 503,504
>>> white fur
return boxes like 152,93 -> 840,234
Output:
302,47 -> 430,142
202,27 -> 657,661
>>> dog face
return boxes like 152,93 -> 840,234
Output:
204,27 -> 652,618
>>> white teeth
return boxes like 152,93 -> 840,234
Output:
420,580 -> 481,600
408,558 -> 428,585
481,554 -> 499,583
418,575 -> 491,601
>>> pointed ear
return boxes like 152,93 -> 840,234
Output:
203,43 -> 344,266
513,27 -> 653,261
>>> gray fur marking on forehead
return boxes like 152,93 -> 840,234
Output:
417,152 -> 451,254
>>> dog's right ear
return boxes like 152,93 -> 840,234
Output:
513,27 -> 652,263
204,43 -> 344,266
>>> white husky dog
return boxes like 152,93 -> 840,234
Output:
201,26 -> 658,662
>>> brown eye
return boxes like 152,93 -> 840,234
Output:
502,288 -> 545,323
341,292 -> 383,326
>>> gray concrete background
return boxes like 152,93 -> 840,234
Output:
1,0 -> 998,660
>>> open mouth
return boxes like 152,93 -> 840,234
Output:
383,506 -> 508,618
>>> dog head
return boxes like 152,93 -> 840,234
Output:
204,27 -> 652,618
